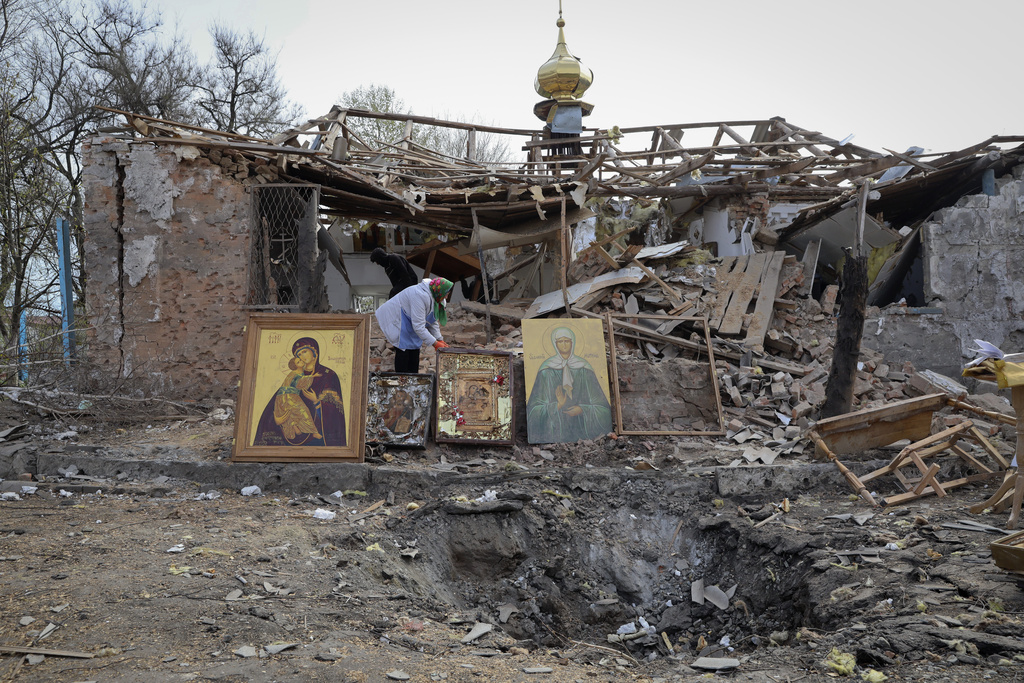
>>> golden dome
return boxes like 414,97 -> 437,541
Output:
534,14 -> 593,102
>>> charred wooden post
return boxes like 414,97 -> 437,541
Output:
822,183 -> 870,418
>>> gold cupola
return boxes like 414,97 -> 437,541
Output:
534,6 -> 593,127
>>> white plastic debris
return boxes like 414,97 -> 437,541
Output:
20,486 -> 37,495
241,486 -> 262,496
312,508 -> 336,520
638,616 -> 650,630
195,491 -> 221,501
666,600 -> 673,607
885,542 -> 900,551
166,544 -> 185,553
720,635 -> 731,646
616,622 -> 637,635
59,490 -> 73,497
330,490 -> 344,499
475,489 -> 498,503
1,492 -> 22,501
208,408 -> 232,421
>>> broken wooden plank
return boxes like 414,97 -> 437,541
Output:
968,426 -> 1012,470
631,258 -> 684,307
573,307 -> 809,376
708,255 -> 747,331
807,430 -> 878,506
718,252 -> 768,336
460,301 -> 525,322
860,421 -> 975,483
0,645 -> 94,658
652,151 -> 715,187
884,471 -> 1001,506
743,250 -> 786,350
950,444 -> 995,475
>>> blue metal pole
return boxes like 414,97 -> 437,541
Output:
19,310 -> 28,382
56,216 -> 75,363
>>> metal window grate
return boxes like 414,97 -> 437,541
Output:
248,184 -> 321,309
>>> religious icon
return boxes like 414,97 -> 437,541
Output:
522,319 -> 613,444
435,349 -> 513,445
233,314 -> 369,462
366,372 -> 434,449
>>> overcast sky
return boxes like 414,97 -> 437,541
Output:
169,0 -> 1022,157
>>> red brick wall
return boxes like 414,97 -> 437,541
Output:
82,138 -> 252,400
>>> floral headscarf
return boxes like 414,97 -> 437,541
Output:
429,277 -> 454,326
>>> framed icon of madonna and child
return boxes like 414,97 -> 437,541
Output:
232,313 -> 370,462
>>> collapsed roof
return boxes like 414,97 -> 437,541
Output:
99,105 -> 1024,287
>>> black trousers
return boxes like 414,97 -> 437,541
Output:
394,348 -> 420,373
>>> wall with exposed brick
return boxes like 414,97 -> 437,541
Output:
82,138 -> 252,399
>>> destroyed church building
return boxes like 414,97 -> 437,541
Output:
80,12 -> 1024,402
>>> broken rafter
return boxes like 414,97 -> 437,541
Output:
97,105 -> 264,142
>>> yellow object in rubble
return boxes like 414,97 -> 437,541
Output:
962,359 -> 1024,388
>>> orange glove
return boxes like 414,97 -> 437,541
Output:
433,340 -> 450,349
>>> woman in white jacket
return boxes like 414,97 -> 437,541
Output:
375,278 -> 454,372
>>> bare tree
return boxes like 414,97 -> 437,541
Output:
0,63 -> 69,367
0,0 -> 305,379
67,0 -> 200,122
195,24 -> 301,139
337,83 -> 413,148
338,84 -> 515,164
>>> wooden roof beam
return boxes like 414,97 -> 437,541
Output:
719,123 -> 767,157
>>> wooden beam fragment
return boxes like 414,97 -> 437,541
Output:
572,308 -> 809,376
0,645 -> 94,658
743,251 -> 786,350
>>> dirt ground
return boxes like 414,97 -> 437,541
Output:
2,399 -> 1024,683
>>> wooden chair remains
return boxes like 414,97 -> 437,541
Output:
959,386 -> 1024,529
808,393 -> 1015,515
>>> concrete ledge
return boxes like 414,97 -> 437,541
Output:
4,448 -> 902,501
30,452 -> 464,497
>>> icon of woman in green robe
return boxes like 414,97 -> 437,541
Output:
526,326 -> 612,444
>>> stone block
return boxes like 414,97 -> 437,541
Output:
820,285 -> 839,315
968,392 -> 1013,417
908,369 -> 968,398
792,401 -> 813,419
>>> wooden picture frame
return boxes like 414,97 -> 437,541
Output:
365,372 -> 435,450
522,319 -> 614,444
435,348 -> 514,445
606,313 -> 725,437
232,313 -> 369,462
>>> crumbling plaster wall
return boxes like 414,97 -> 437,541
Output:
865,163 -> 1024,379
82,137 -> 251,399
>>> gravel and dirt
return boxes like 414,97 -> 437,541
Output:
1,399 -> 1024,683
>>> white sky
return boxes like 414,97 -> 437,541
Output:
168,0 -> 1023,157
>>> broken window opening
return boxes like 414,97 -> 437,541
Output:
351,287 -> 389,314
248,184 -> 322,311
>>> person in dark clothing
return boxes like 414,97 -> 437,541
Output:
370,248 -> 419,299
460,274 -> 498,304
